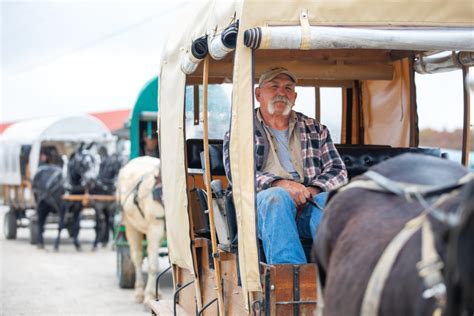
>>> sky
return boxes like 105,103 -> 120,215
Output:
1,0 -> 190,123
1,0 -> 472,131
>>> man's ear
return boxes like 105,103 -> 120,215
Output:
255,87 -> 261,102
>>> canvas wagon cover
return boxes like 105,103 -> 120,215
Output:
0,115 -> 113,185
159,0 -> 474,306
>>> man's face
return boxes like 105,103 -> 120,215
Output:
256,74 -> 297,116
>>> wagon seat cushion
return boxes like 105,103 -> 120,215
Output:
335,145 -> 442,179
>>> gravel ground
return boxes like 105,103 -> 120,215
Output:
0,205 -> 173,316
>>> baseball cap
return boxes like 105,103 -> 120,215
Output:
258,67 -> 298,86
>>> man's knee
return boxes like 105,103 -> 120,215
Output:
257,187 -> 292,204
314,191 -> 329,209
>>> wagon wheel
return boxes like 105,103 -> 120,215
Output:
4,208 -> 18,240
29,216 -> 39,245
117,245 -> 135,289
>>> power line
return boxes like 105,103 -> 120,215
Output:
7,1 -> 189,76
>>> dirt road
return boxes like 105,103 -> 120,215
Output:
0,206 -> 173,315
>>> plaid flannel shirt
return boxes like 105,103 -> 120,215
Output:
224,110 -> 348,192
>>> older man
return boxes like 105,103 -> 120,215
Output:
224,67 -> 348,264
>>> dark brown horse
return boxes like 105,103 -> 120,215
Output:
313,153 -> 473,316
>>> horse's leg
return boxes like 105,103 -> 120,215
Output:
125,223 -> 145,303
103,204 -> 114,247
71,203 -> 82,251
143,221 -> 165,304
92,206 -> 101,250
37,202 -> 47,249
100,203 -> 111,247
54,203 -> 65,251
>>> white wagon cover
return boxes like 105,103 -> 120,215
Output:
0,115 -> 113,185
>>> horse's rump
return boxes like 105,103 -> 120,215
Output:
32,165 -> 65,206
117,156 -> 163,231
313,153 -> 470,316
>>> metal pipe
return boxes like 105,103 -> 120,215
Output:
173,280 -> 194,316
244,26 -> 474,51
155,265 -> 172,300
197,298 -> 218,316
415,52 -> 474,74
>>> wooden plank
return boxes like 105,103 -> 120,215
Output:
61,194 -> 116,207
175,266 -> 197,315
148,299 -> 192,316
62,194 -> 115,202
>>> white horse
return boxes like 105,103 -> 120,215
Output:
117,156 -> 165,305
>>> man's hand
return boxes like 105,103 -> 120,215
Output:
307,186 -> 321,197
272,179 -> 314,206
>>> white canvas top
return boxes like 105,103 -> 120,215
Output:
0,115 -> 113,185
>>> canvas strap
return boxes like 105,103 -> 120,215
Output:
300,9 -> 311,50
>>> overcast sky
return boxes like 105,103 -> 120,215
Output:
1,0 -> 190,123
1,0 -> 472,131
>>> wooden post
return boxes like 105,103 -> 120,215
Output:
314,86 -> 321,121
194,84 -> 200,125
202,55 -> 225,316
462,66 -> 471,167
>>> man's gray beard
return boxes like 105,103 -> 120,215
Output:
269,97 -> 292,115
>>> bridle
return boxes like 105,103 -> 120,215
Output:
339,171 -> 474,316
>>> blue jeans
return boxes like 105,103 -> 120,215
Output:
256,187 -> 328,264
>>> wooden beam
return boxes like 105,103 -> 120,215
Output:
462,66 -> 471,167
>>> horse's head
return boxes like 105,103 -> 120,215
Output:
92,153 -> 124,194
67,145 -> 100,192
445,178 -> 474,316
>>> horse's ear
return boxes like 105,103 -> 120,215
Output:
86,142 -> 95,150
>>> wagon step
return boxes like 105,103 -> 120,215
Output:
148,299 -> 192,316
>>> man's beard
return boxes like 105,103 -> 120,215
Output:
268,95 -> 293,115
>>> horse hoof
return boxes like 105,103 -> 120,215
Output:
142,302 -> 151,312
37,243 -> 45,249
134,290 -> 145,303
144,294 -> 155,306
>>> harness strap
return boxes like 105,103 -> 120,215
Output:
132,179 -> 146,218
120,174 -> 149,218
119,168 -> 165,220
361,213 -> 426,316
337,177 -> 430,196
339,171 -> 472,226
38,169 -> 63,213
357,170 -> 467,316
344,171 -> 474,200
418,220 -> 446,311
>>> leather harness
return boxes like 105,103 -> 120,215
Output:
338,171 -> 473,316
